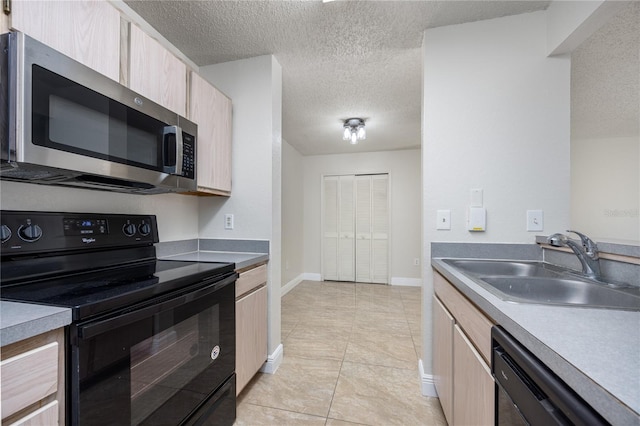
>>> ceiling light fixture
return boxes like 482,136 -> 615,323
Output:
342,118 -> 366,145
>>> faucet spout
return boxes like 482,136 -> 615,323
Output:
547,230 -> 601,280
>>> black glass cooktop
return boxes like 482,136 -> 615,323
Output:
1,260 -> 234,321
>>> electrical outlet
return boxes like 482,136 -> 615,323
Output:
413,258 -> 420,266
526,210 -> 543,232
224,214 -> 234,230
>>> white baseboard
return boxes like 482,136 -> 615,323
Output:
281,274 -> 304,296
259,343 -> 283,375
303,273 -> 322,281
283,274 -> 420,288
418,359 -> 438,397
281,273 -> 325,296
390,277 -> 422,287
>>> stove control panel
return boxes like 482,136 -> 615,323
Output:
63,218 -> 108,236
1,211 -> 159,256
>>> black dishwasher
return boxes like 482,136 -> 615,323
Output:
491,326 -> 608,426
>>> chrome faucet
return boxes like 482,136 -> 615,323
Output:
547,230 -> 601,280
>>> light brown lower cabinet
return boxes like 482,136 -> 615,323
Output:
433,271 -> 495,426
1,328 -> 65,425
452,324 -> 494,426
235,264 -> 268,395
433,296 -> 454,423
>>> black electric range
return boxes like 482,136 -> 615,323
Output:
0,210 -> 238,425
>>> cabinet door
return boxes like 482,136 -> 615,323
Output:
370,174 -> 389,283
433,296 -> 454,425
338,175 -> 355,281
236,285 -> 268,395
1,11 -> 9,33
10,0 -> 120,81
355,175 -> 372,283
453,325 -> 495,426
189,72 -> 232,195
128,24 -> 186,116
323,176 -> 339,281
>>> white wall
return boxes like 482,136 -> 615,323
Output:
302,149 -> 422,283
198,55 -> 283,357
282,140 -> 305,287
422,11 -> 571,377
546,0 -> 626,55
198,56 -> 277,241
0,181 -> 200,241
571,136 -> 640,242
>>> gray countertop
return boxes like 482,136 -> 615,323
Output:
1,301 -> 72,347
1,249 -> 267,348
432,258 -> 639,425
159,251 -> 268,270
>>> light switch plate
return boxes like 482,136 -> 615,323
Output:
526,210 -> 543,232
470,188 -> 483,207
437,210 -> 451,230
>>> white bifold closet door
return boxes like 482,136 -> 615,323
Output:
323,174 -> 388,283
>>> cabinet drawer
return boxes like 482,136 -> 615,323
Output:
7,401 -> 58,426
434,272 -> 494,364
1,342 -> 58,419
236,264 -> 267,298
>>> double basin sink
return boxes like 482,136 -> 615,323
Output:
443,259 -> 640,311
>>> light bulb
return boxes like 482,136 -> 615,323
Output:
350,132 -> 358,144
357,126 -> 366,140
343,127 -> 351,140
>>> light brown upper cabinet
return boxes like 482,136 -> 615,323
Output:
128,24 -> 187,117
189,72 -> 233,196
8,0 -> 120,81
1,11 -> 9,33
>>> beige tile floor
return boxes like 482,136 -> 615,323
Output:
235,280 -> 447,425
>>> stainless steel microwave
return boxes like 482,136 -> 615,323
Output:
0,31 -> 197,194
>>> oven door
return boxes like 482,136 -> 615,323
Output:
69,274 -> 236,426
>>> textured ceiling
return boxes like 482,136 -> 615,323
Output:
571,1 -> 639,140
124,1 -> 554,155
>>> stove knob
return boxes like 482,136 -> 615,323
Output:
138,223 -> 151,236
1,225 -> 11,243
17,223 -> 43,242
123,223 -> 137,237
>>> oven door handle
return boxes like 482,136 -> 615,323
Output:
77,273 -> 237,340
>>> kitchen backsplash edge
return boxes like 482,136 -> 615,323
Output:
431,242 -> 542,260
156,239 -> 269,258
431,241 -> 639,288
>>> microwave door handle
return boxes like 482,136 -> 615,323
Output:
162,125 -> 184,175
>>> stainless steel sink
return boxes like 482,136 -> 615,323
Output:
444,259 -> 563,278
442,259 -> 640,311
481,277 -> 640,310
